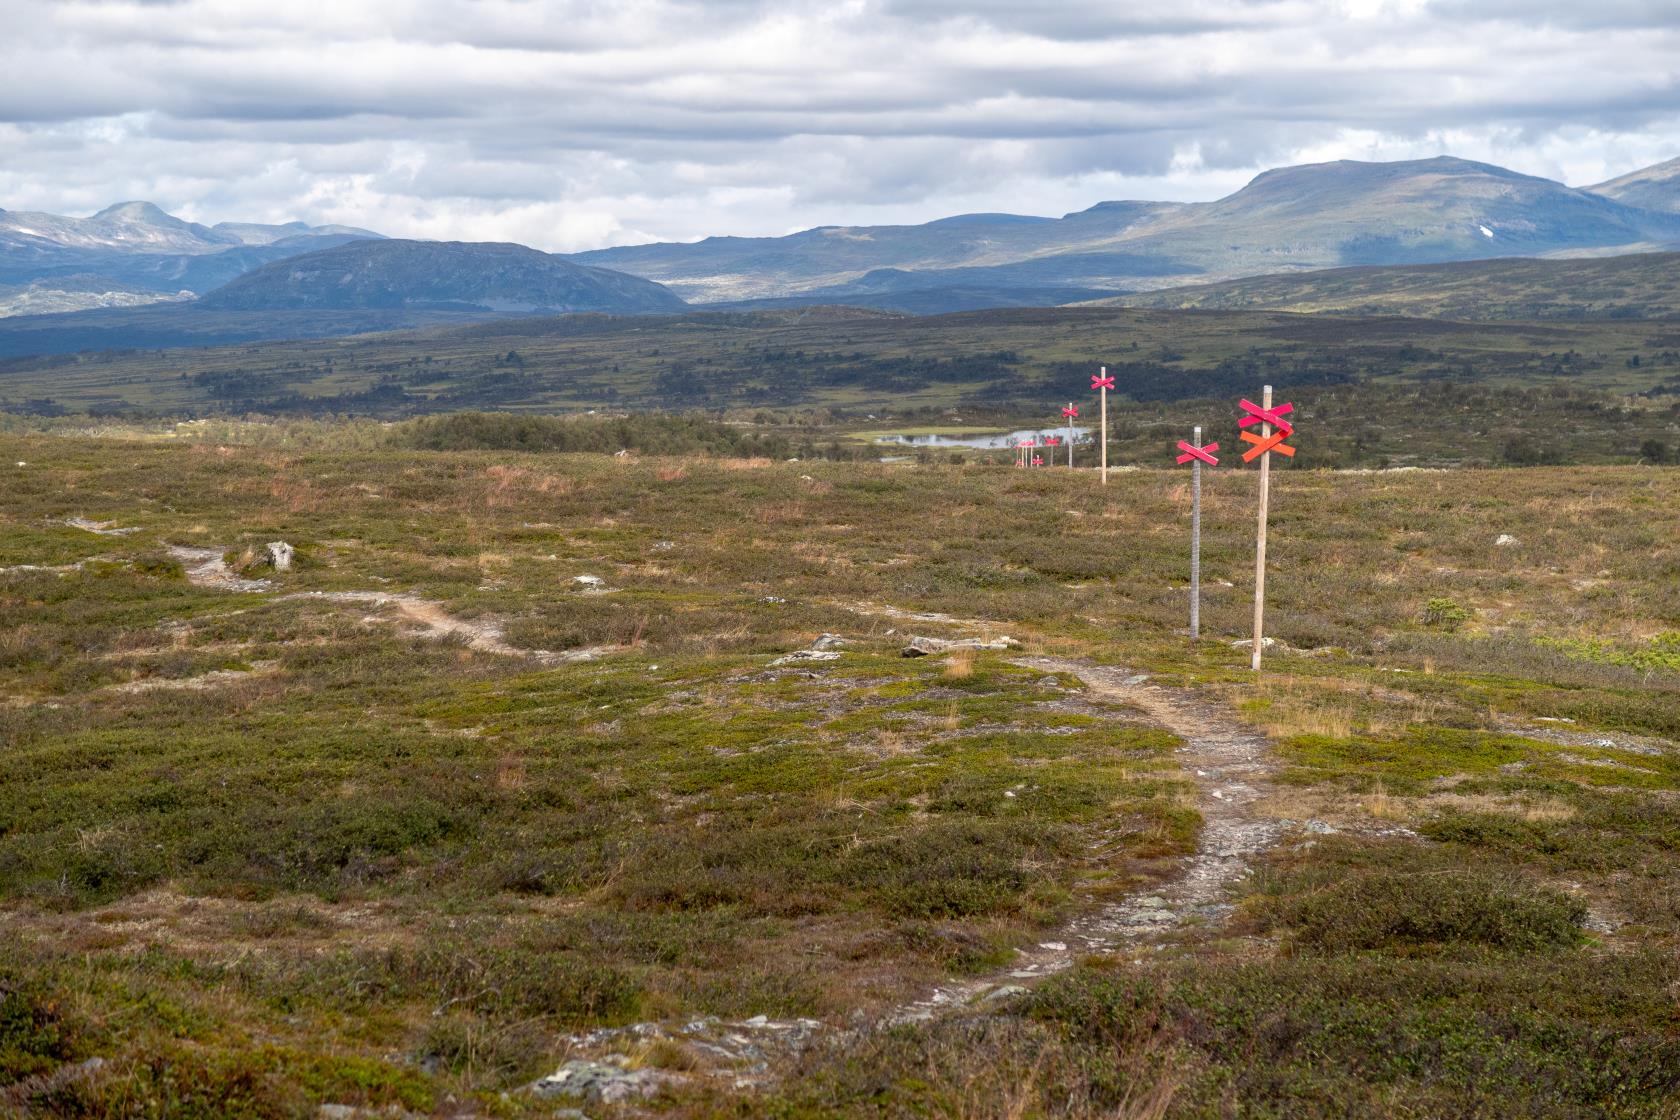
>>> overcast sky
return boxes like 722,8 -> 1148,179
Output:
2,0 -> 1677,251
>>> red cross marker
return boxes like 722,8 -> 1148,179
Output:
1045,436 -> 1061,446
1238,398 -> 1297,462
1032,455 -> 1043,466
1238,398 -> 1294,435
1061,404 -> 1079,419
1176,439 -> 1219,466
1090,372 -> 1115,391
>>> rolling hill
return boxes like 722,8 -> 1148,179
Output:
197,239 -> 688,313
577,156 -> 1680,304
1588,157 -> 1680,214
1108,252 -> 1680,320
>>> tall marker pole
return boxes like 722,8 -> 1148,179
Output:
1092,367 -> 1115,485
1174,429 -> 1219,639
1251,387 -> 1271,671
1191,424 -> 1203,639
1061,403 -> 1078,469
1237,387 -> 1298,671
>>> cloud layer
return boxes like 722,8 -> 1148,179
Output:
1,0 -> 1677,250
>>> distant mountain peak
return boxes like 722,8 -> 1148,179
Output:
92,201 -> 183,224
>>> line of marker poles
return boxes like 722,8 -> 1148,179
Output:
1040,374 -> 1286,669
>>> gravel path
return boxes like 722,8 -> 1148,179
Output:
888,656 -> 1282,1022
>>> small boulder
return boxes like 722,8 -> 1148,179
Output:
1495,534 -> 1520,547
572,574 -> 606,589
528,1059 -> 665,1104
900,635 -> 1019,657
265,541 -> 295,571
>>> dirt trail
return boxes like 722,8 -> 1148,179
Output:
888,655 -> 1281,1022
167,545 -> 605,665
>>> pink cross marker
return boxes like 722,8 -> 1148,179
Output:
1238,398 -> 1294,435
1175,440 -> 1220,466
1091,372 -> 1115,391
1061,405 -> 1079,419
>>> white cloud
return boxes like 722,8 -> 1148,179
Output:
0,0 -> 1676,250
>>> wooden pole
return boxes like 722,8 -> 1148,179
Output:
1099,367 -> 1109,486
1251,385 -> 1272,671
1191,423 -> 1202,640
1066,403 -> 1075,469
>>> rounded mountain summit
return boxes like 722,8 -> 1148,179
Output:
198,239 -> 688,314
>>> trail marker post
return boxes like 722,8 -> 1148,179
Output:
1238,388 -> 1297,671
1092,368 -> 1114,485
1174,427 -> 1220,639
1061,403 -> 1079,468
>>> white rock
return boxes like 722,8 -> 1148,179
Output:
573,574 -> 606,587
1495,534 -> 1520,547
265,541 -> 294,571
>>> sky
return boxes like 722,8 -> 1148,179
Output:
1,0 -> 1678,251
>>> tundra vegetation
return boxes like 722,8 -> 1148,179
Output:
1,418 -> 1678,1118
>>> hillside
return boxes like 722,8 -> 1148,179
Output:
197,239 -> 688,313
577,156 -> 1680,302
1589,157 -> 1680,213
1110,252 -> 1680,320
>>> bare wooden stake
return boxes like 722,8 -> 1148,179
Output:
1066,403 -> 1075,469
1251,385 -> 1272,671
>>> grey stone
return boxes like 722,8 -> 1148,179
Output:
771,649 -> 840,666
1304,819 -> 1338,835
265,541 -> 294,571
901,634 -> 1019,657
1495,534 -> 1520,547
527,1059 -> 666,1104
810,633 -> 846,650
981,984 -> 1029,1003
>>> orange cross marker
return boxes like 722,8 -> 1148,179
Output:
1240,427 -> 1296,462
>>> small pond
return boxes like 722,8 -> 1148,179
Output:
874,426 -> 1091,449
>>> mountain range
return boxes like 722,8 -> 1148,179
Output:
4,153 -> 1680,335
0,202 -> 384,314
577,157 -> 1680,306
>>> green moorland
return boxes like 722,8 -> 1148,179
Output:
1,418 -> 1678,1117
6,306 -> 1680,422
1113,251 -> 1680,322
7,304 -> 1680,470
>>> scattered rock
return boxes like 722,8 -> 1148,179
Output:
65,517 -> 140,536
900,634 -> 1020,657
980,985 -> 1028,1003
771,650 -> 840,666
652,540 -> 675,551
1230,637 -> 1276,650
1495,534 -> 1520,547
810,633 -> 846,650
759,595 -> 787,604
265,541 -> 295,571
1304,819 -> 1338,835
1136,896 -> 1167,909
528,1059 -> 667,1104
